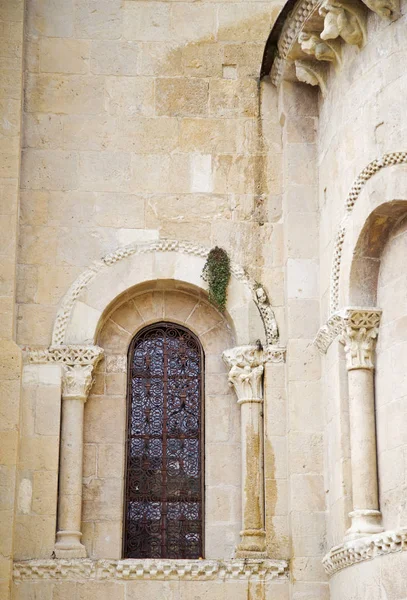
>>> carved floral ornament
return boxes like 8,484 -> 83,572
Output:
269,0 -> 399,94
314,307 -> 381,359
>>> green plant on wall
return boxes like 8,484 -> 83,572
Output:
202,247 -> 231,312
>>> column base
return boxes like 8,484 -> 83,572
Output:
235,529 -> 267,558
54,530 -> 87,558
344,509 -> 384,542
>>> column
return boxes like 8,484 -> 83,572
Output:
54,350 -> 102,558
223,345 -> 266,558
342,309 -> 384,541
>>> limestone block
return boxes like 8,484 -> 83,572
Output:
217,4 -> 273,42
287,299 -> 319,339
116,117 -> 179,153
18,436 -> 59,471
207,443 -> 240,486
19,190 -> 48,226
65,302 -> 102,345
130,154 -> 170,192
138,42 -> 182,77
155,78 -> 209,117
179,118 -> 244,154
78,151 -> 131,193
14,515 -> 56,559
13,582 -> 52,600
224,43 -> 265,78
26,0 -> 74,38
0,380 -> 20,431
213,155 -> 258,194
83,444 -> 97,478
290,474 -> 325,512
288,381 -> 322,431
210,80 -> 258,118
16,304 -> 55,346
62,116 -> 117,152
265,478 -> 288,517
0,466 -> 16,511
162,291 -> 199,323
181,43 -> 222,78
205,395 -> 232,443
292,557 -> 327,582
40,39 -> 90,74
285,213 -> 318,259
204,523 -> 239,559
287,259 -> 319,299
32,470 -> 58,516
21,149 -> 78,191
90,41 -> 139,76
23,113 -> 64,150
97,444 -> 124,478
52,582 -> 78,600
94,521 -> 122,559
126,581 -> 178,600
84,395 -> 125,444
132,291 -> 164,323
82,477 -> 123,521
171,4 -> 217,42
34,387 -> 61,436
108,300 -> 143,335
36,265 -> 82,306
289,431 -> 323,474
287,340 -> 320,381
77,582 -> 124,600
25,74 -> 105,115
178,581 -> 248,600
74,0 -> 123,40
123,2 -> 171,42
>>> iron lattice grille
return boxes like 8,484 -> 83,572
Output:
123,322 -> 204,559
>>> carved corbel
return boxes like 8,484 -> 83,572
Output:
298,32 -> 341,64
319,0 -> 367,47
361,0 -> 399,18
295,60 -> 328,96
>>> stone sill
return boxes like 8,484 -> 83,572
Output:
13,558 -> 289,582
323,528 -> 407,576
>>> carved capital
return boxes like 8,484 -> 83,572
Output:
341,309 -> 382,370
319,0 -> 366,47
62,364 -> 95,401
222,345 -> 264,404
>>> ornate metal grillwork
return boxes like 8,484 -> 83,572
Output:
123,322 -> 204,559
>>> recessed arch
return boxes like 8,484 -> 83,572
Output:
51,240 -> 279,348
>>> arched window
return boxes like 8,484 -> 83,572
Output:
123,322 -> 204,559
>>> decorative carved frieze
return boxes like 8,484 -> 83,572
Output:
323,528 -> 407,576
313,308 -> 381,358
342,309 -> 381,370
319,0 -> 366,46
13,558 -> 289,582
25,345 -> 103,367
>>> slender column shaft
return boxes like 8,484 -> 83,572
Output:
222,345 -> 266,558
343,309 -> 383,540
55,364 -> 94,558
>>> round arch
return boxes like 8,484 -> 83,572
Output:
51,240 -> 279,348
337,165 -> 407,308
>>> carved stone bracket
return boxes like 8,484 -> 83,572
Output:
269,0 -> 399,92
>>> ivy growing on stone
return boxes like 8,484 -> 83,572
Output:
202,246 -> 231,313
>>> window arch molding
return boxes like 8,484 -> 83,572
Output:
82,285 -> 240,560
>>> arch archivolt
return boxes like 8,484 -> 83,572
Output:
316,155 -> 407,353
51,239 -> 279,349
82,285 -> 240,560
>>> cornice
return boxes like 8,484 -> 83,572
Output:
265,0 -> 399,92
13,558 -> 289,582
323,528 -> 407,576
23,345 -> 104,368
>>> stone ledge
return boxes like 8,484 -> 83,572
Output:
323,528 -> 407,576
13,558 -> 289,582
